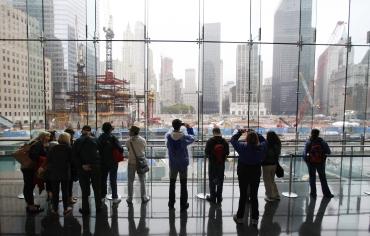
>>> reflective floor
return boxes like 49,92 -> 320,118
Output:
0,181 -> 369,235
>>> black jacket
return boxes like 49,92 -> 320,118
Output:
29,141 -> 47,163
72,135 -> 101,169
47,143 -> 72,181
205,136 -> 230,166
98,132 -> 123,169
262,143 -> 281,166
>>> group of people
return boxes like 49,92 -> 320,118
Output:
20,118 -> 334,226
20,122 -> 149,216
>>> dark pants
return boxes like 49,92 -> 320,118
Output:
208,164 -> 225,203
69,180 -> 73,198
79,166 -> 102,212
169,168 -> 188,208
51,180 -> 69,211
306,161 -> 332,196
21,168 -> 36,205
101,163 -> 118,199
236,164 -> 261,220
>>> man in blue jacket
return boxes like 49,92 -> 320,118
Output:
166,119 -> 195,211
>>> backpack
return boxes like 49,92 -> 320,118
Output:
213,143 -> 225,165
308,141 -> 325,164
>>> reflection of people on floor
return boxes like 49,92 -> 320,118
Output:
41,213 -> 63,236
259,201 -> 281,236
207,205 -> 222,236
299,197 -> 331,236
128,203 -> 149,236
25,215 -> 36,236
94,204 -> 111,236
111,205 -> 119,236
82,214 -> 92,236
169,209 -> 188,236
63,215 -> 82,236
235,202 -> 258,236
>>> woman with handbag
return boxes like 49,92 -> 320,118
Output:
262,131 -> 281,202
22,131 -> 50,214
125,125 -> 150,204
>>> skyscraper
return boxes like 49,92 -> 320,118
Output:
159,57 -> 176,110
202,23 -> 222,114
231,44 -> 263,116
271,0 -> 315,115
183,68 -> 197,112
316,22 -> 351,115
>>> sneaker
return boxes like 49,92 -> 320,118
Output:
250,218 -> 258,225
180,203 -> 189,212
112,198 -> 122,204
142,196 -> 150,204
233,215 -> 244,224
126,198 -> 133,205
264,197 -> 275,202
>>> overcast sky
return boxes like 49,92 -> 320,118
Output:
98,0 -> 370,86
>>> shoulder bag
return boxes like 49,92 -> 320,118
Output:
129,140 -> 149,174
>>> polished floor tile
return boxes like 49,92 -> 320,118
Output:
0,180 -> 370,235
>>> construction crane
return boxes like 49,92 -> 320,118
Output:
103,15 -> 114,72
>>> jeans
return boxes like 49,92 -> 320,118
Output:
306,161 -> 332,196
101,163 -> 118,199
262,165 -> 279,198
21,168 -> 36,205
236,164 -> 261,220
208,164 -> 225,203
78,166 -> 101,212
169,168 -> 188,208
51,180 -> 69,211
127,164 -> 147,199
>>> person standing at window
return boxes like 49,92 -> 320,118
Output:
99,122 -> 123,204
166,119 -> 195,212
231,129 -> 266,225
262,131 -> 281,201
72,125 -> 102,215
303,129 -> 333,198
125,125 -> 150,204
47,132 -> 73,215
204,127 -> 229,206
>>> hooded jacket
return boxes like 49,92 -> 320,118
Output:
166,127 -> 195,171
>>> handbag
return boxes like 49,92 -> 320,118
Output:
275,162 -> 284,178
13,142 -> 36,169
129,140 -> 149,174
112,147 -> 124,163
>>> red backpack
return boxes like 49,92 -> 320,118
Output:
213,143 -> 225,165
308,141 -> 325,164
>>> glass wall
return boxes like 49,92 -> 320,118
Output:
0,0 -> 370,181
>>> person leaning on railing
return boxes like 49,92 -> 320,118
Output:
230,129 -> 266,225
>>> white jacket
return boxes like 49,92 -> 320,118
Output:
126,135 -> 146,166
